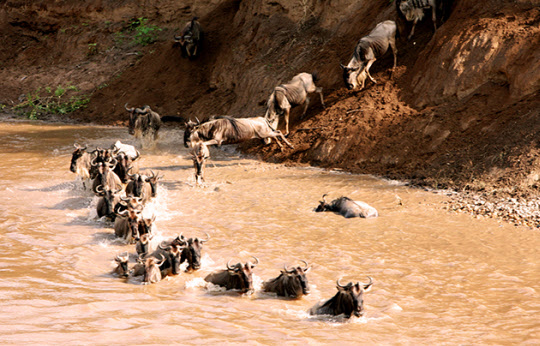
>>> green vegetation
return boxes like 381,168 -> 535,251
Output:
87,42 -> 98,56
13,84 -> 90,120
130,17 -> 162,46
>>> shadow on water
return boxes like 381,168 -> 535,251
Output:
47,197 -> 90,210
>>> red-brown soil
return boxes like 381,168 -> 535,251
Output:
1,0 -> 539,225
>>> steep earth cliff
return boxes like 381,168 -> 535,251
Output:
1,0 -> 540,224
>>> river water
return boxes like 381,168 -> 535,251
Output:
0,120 -> 538,345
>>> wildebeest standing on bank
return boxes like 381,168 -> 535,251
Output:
184,116 -> 294,150
262,260 -> 311,298
315,194 -> 378,218
265,72 -> 325,136
124,104 -> 162,141
310,277 -> 373,318
174,17 -> 202,59
341,20 -> 397,90
204,257 -> 259,294
396,0 -> 437,40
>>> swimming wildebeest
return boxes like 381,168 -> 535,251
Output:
143,254 -> 166,284
341,20 -> 398,90
204,257 -> 259,294
309,277 -> 373,318
174,17 -> 202,59
262,260 -> 311,298
265,72 -> 325,136
126,170 -> 162,205
112,252 -> 129,278
180,233 -> 210,272
184,116 -> 294,150
95,185 -> 123,220
91,160 -> 123,194
124,104 -> 162,141
396,0 -> 437,40
315,194 -> 378,218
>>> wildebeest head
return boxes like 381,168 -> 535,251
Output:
315,194 -> 331,212
145,170 -> 163,197
96,184 -> 122,218
143,254 -> 166,284
180,233 -> 210,272
227,257 -> 258,294
114,252 -> 129,278
117,209 -> 142,242
125,103 -> 149,135
127,170 -> 146,197
136,233 -> 153,257
263,260 -> 311,298
70,144 -> 88,173
313,277 -> 373,318
114,150 -> 140,183
137,215 -> 155,239
340,63 -> 364,90
183,118 -> 200,148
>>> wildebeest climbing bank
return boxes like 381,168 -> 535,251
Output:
1,0 -> 539,343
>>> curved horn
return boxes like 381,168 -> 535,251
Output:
300,260 -> 310,272
159,241 -> 170,250
251,256 -> 259,267
195,116 -> 201,125
200,231 -> 210,243
156,253 -> 166,266
362,276 -> 373,289
125,103 -> 135,112
321,194 -> 328,203
284,263 -> 294,273
95,185 -> 104,193
337,278 -> 348,288
227,259 -> 235,270
127,166 -> 136,179
117,209 -> 129,216
135,107 -> 148,114
91,157 -> 98,166
133,150 -> 141,161
340,63 -> 347,70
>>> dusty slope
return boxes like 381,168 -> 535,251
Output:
1,0 -> 540,225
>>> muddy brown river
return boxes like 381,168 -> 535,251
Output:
0,120 -> 539,345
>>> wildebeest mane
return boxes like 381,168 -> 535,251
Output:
316,289 -> 356,316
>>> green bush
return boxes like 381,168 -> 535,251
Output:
130,17 -> 162,46
13,84 -> 90,120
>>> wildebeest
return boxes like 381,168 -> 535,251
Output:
143,254 -> 166,284
174,17 -> 202,59
180,233 -> 209,272
396,0 -> 437,40
124,104 -> 162,140
91,160 -> 123,194
262,260 -> 311,298
136,233 -> 154,258
112,252 -> 129,278
309,277 -> 373,318
95,185 -> 123,219
315,194 -> 378,218
340,20 -> 397,90
185,116 -> 294,150
70,144 -> 95,188
126,170 -> 161,204
265,72 -> 325,136
114,209 -> 142,243
151,243 -> 183,277
204,257 -> 259,294
112,140 -> 139,159
190,133 -> 210,185
112,146 -> 140,184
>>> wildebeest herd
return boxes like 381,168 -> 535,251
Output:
69,4 -> 446,319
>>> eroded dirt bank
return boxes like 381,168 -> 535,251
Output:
1,0 -> 540,225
